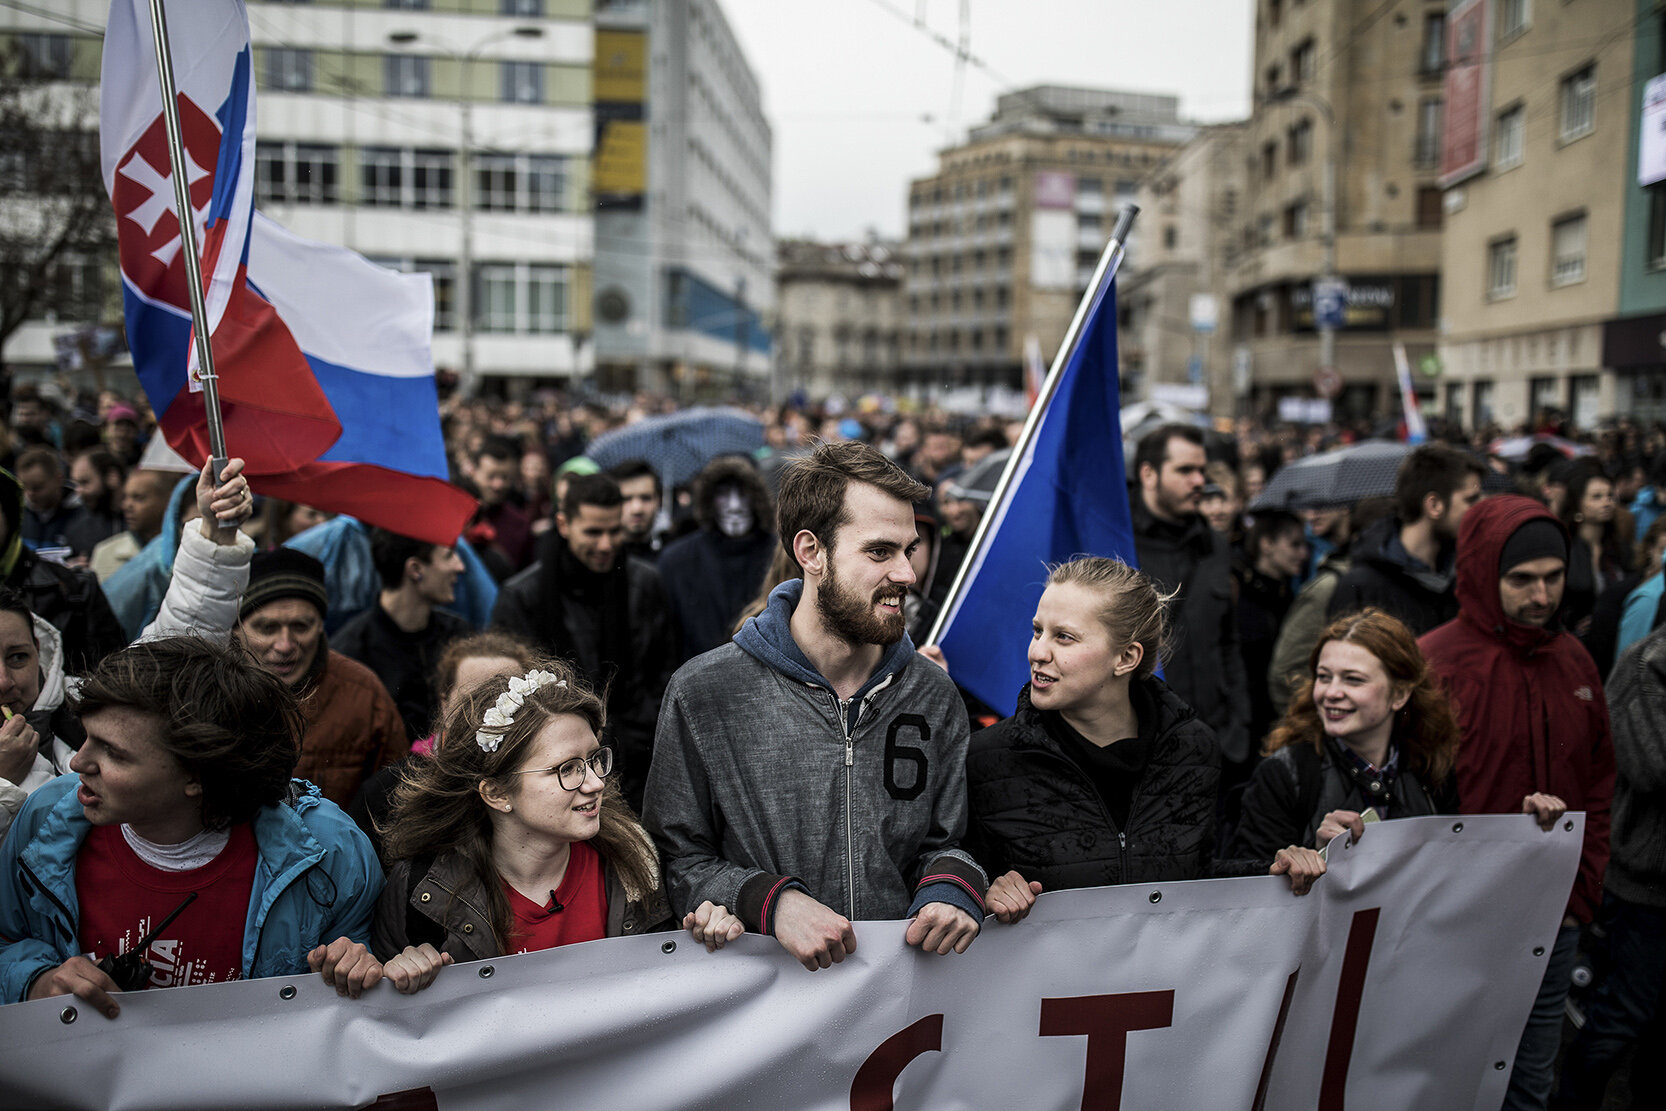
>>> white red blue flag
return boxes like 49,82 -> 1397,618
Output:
99,0 -> 474,546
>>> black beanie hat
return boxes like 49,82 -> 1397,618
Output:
241,548 -> 328,622
1498,519 -> 1567,576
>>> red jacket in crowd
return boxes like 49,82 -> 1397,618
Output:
1419,495 -> 1615,924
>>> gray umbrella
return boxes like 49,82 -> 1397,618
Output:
583,407 -> 765,490
1250,440 -> 1414,512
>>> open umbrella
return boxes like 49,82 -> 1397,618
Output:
1250,440 -> 1414,512
944,448 -> 1012,506
584,407 -> 765,490
1487,434 -> 1594,463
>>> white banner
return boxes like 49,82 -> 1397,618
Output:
1640,74 -> 1666,187
0,815 -> 1582,1111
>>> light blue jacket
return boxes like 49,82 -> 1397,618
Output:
0,774 -> 382,1003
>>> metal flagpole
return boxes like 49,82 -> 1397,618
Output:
145,0 -> 228,482
924,204 -> 1140,646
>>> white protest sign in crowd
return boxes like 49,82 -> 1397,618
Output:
0,814 -> 1580,1111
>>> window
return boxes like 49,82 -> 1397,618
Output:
1420,13 -> 1446,75
1265,64 -> 1283,97
1415,98 -> 1443,167
255,142 -> 339,204
1473,380 -> 1495,427
48,252 -> 102,320
474,153 -> 565,212
1291,38 -> 1315,84
1416,186 -> 1443,229
385,54 -> 430,98
1648,183 -> 1666,270
1559,66 -> 1596,142
1267,0 -> 1282,30
264,48 -> 313,92
525,265 -> 566,333
411,149 -> 454,209
1550,212 -> 1587,286
1163,225 -> 1178,249
1488,236 -> 1518,299
1499,0 -> 1529,39
476,265 -> 519,333
500,61 -> 543,104
1288,118 -> 1313,166
17,34 -> 72,79
1262,141 -> 1277,180
360,147 -> 405,206
1283,199 -> 1310,240
501,0 -> 543,12
1495,104 -> 1524,169
384,0 -> 430,8
359,147 -> 459,211
474,263 -> 568,334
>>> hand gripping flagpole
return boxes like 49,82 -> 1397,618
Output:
145,0 -> 229,486
925,204 -> 1140,647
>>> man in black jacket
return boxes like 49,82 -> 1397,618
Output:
1327,443 -> 1484,635
657,457 -> 775,664
0,468 -> 124,672
1129,425 -> 1249,771
491,473 -> 678,811
333,528 -> 472,741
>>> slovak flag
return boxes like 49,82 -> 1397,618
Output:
100,0 -> 475,546
100,0 -> 340,472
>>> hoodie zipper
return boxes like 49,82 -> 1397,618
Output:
1025,746 -> 1128,879
837,694 -> 857,919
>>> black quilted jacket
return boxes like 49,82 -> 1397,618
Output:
964,677 -> 1232,890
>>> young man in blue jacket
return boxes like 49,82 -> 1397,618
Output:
0,636 -> 384,1018
645,440 -> 988,972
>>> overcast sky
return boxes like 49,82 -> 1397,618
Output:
719,0 -> 1255,243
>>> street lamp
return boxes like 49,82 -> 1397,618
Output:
1266,86 -> 1339,388
387,24 -> 543,399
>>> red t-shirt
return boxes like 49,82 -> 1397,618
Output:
503,840 -> 609,954
76,824 -> 259,989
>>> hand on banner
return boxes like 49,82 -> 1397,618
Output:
916,644 -> 950,674
25,955 -> 122,1019
0,707 -> 41,786
1270,846 -> 1327,896
684,901 -> 745,952
197,456 -> 253,543
985,871 -> 1044,924
1317,810 -> 1366,847
772,890 -> 857,971
383,944 -> 453,995
307,937 -> 383,998
1522,793 -> 1568,831
905,903 -> 980,955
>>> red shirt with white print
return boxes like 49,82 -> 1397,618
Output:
76,823 -> 258,988
503,840 -> 608,953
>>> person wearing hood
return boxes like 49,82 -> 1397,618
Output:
657,456 -> 776,664
1420,494 -> 1616,1111
490,472 -> 677,814
0,467 -> 125,673
1327,444 -> 1485,636
643,440 -> 988,972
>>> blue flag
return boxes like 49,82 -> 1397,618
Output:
934,281 -> 1136,717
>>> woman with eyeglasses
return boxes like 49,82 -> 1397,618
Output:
371,659 -> 742,993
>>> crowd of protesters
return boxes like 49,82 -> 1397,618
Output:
1,377 -> 1664,1110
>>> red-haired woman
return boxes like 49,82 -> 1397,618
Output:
1232,608 -> 1471,877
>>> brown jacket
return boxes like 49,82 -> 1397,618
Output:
293,649 -> 408,807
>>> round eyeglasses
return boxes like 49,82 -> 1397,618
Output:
510,746 -> 613,791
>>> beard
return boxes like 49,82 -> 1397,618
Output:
815,558 -> 907,647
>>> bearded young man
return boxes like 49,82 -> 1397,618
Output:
643,440 -> 988,972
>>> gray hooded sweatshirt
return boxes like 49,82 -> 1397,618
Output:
643,579 -> 986,933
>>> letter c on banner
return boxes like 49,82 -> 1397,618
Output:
1040,991 -> 1176,1110
850,1013 -> 944,1111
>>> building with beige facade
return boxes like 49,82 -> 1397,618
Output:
900,86 -> 1193,395
774,239 -> 904,400
1227,0 -> 1446,422
1436,0 -> 1642,431
1120,123 -> 1249,419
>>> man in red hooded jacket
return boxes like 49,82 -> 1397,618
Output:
1420,494 -> 1615,1111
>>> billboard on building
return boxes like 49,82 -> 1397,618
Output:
1439,0 -> 1491,188
1030,172 -> 1077,290
594,29 -> 646,210
1640,73 -> 1666,186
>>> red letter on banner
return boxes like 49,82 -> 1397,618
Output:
850,1013 -> 944,1111
1039,991 -> 1175,1110
1319,907 -> 1381,1111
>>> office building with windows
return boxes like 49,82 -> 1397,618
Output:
1437,0 -> 1647,429
589,0 -> 772,398
899,86 -> 1193,395
775,238 -> 904,400
1226,0 -> 1446,421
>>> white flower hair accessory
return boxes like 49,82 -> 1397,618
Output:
476,669 -> 567,752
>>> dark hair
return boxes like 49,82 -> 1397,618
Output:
1246,509 -> 1306,563
607,459 -> 662,498
73,637 -> 304,830
1266,608 -> 1459,785
73,447 -> 126,486
0,587 -> 37,651
964,427 -> 1008,453
692,456 -> 772,532
476,435 -> 520,465
1559,460 -> 1631,573
369,527 -> 439,590
382,659 -> 660,952
776,440 -> 929,567
1394,444 -> 1486,524
1133,424 -> 1205,480
14,445 -> 61,477
560,472 -> 623,519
